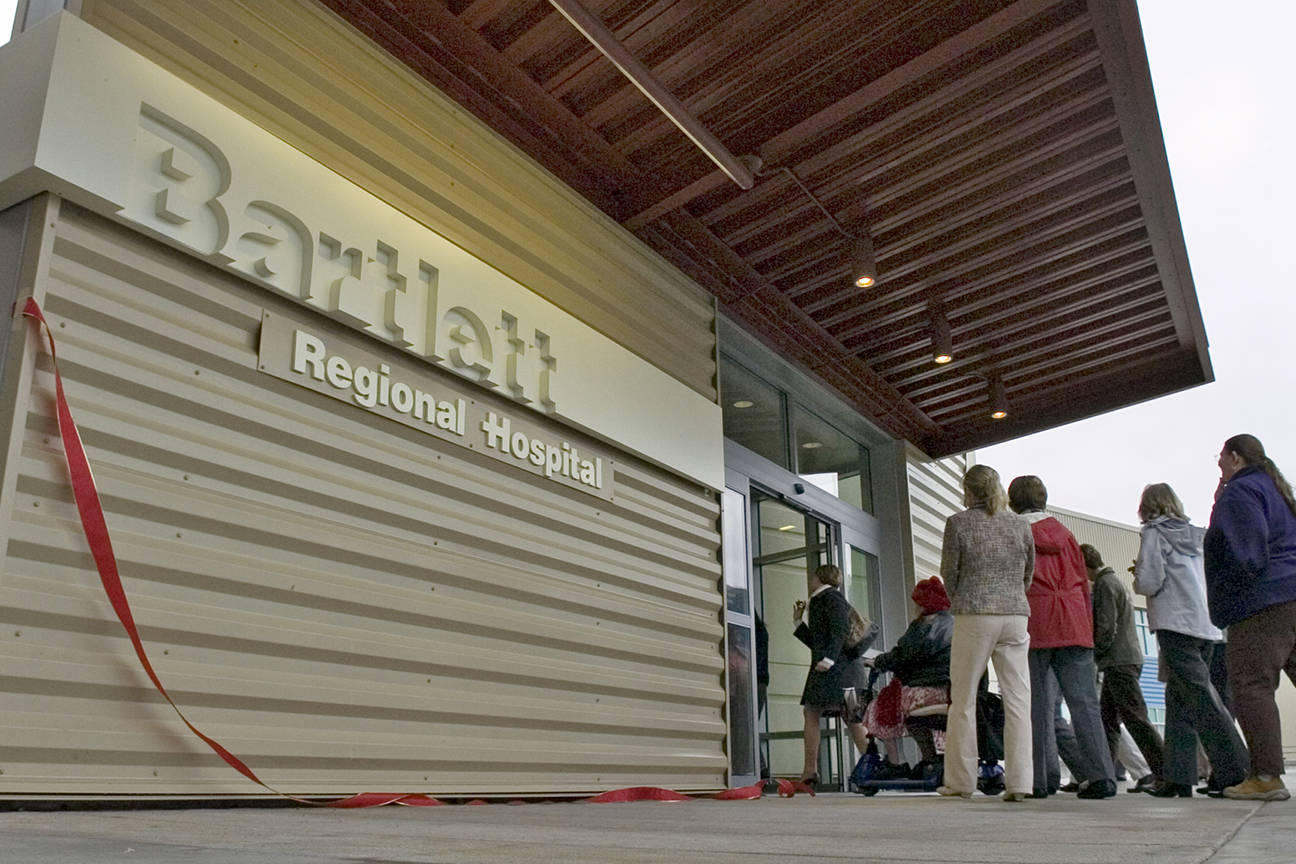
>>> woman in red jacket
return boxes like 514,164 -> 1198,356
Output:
1009,475 -> 1116,799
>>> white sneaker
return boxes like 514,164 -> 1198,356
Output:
937,785 -> 972,798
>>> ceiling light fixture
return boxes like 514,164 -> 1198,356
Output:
851,236 -> 876,289
777,524 -> 797,532
800,441 -> 823,449
755,165 -> 877,289
930,304 -> 953,365
732,400 -> 754,409
989,376 -> 1009,420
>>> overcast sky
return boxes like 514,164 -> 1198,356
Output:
3,1 -> 1290,528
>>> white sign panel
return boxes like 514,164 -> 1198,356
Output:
0,14 -> 724,489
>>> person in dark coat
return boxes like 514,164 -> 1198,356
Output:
1205,433 -> 1296,801
793,563 -> 868,785
861,576 -> 953,779
1082,543 -> 1164,789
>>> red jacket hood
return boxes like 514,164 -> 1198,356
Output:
1024,515 -> 1093,649
1029,515 -> 1071,553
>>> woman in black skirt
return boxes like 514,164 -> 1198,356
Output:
794,563 -> 869,785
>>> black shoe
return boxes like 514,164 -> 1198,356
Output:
1129,774 -> 1156,793
1076,779 -> 1117,799
1031,787 -> 1050,799
1196,774 -> 1225,797
1058,781 -> 1080,793
872,761 -> 912,781
1143,780 -> 1192,798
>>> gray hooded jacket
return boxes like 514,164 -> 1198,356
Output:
1133,516 -> 1222,641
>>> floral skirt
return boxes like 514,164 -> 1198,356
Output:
863,684 -> 950,746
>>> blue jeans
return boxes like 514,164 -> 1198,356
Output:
1029,647 -> 1114,790
1043,672 -> 1084,790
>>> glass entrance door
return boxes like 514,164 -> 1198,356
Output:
751,491 -> 836,784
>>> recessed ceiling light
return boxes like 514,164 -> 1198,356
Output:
801,441 -> 823,449
732,400 -> 754,409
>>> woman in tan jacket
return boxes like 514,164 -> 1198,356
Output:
938,464 -> 1036,801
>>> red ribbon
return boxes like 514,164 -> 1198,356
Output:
22,298 -> 798,808
21,299 -> 443,808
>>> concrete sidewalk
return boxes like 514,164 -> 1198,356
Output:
2,790 -> 1290,864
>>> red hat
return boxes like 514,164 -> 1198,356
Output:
911,576 -> 950,613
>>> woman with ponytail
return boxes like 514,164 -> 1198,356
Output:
1204,434 -> 1296,801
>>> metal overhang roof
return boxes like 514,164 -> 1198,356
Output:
320,0 -> 1210,457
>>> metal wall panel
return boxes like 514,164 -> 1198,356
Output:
1050,506 -> 1143,604
78,0 -> 718,401
905,447 -> 970,585
0,203 -> 725,797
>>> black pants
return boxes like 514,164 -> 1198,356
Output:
1100,663 -> 1164,778
1157,631 -> 1248,787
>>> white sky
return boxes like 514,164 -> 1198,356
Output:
2,1 -> 1290,528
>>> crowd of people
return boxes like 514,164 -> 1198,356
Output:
791,433 -> 1296,803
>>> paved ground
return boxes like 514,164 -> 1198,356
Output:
2,788 -> 1291,864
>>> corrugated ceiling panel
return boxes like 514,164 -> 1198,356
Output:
0,204 -> 725,796
79,0 -> 718,401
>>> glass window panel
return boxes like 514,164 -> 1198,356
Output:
719,356 -> 788,469
791,405 -> 872,513
722,488 -> 750,615
726,622 -> 757,778
847,547 -> 881,635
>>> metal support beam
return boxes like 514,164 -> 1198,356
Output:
547,0 -> 755,189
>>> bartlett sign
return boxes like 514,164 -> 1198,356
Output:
0,14 -> 723,489
260,313 -> 610,498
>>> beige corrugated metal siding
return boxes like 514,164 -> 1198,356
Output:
78,0 -> 717,401
1050,506 -> 1143,604
906,447 -> 970,584
0,201 -> 725,797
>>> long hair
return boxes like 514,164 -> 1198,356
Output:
1139,483 -> 1186,523
1224,434 -> 1296,517
963,464 -> 1008,516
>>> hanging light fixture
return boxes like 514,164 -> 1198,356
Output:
754,165 -> 878,288
851,236 -> 876,288
929,304 -> 953,365
989,376 -> 1009,420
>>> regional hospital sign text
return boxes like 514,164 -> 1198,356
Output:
260,315 -> 611,499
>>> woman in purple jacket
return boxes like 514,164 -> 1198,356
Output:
1205,434 -> 1296,801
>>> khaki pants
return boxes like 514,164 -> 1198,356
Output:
945,614 -> 1032,795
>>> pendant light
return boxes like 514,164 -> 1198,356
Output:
989,376 -> 1009,420
851,236 -> 876,289
930,304 -> 953,365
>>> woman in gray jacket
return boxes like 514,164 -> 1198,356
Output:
1133,483 -> 1248,797
938,464 -> 1035,801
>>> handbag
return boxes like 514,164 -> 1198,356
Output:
844,606 -> 879,657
